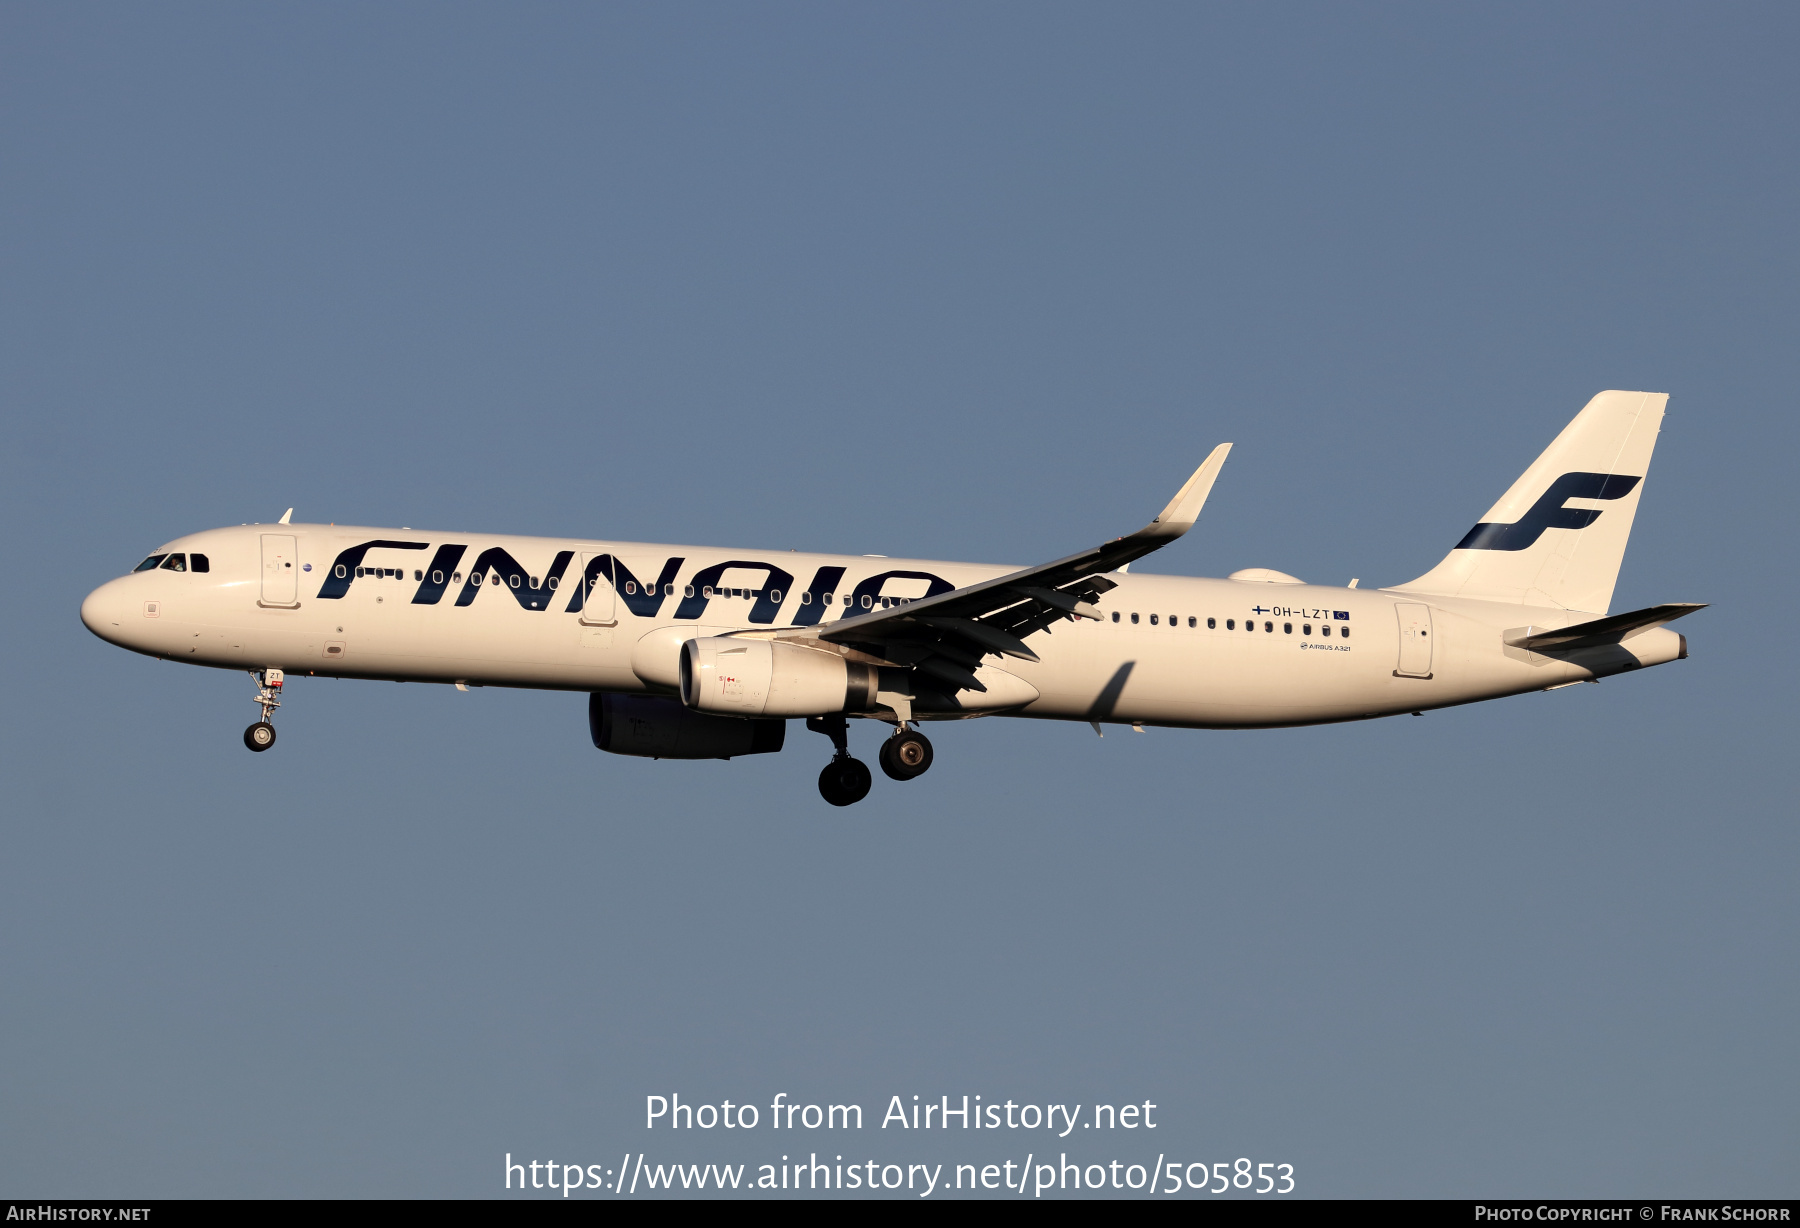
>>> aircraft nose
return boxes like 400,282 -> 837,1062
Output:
80,579 -> 125,641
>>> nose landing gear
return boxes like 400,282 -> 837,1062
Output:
243,669 -> 283,752
878,728 -> 933,781
807,714 -> 871,806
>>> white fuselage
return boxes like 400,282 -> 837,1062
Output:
79,522 -> 1682,729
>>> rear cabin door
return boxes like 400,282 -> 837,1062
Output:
260,534 -> 299,606
1394,602 -> 1434,677
578,552 -> 617,626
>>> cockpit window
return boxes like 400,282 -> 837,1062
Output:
160,553 -> 187,572
189,553 -> 210,573
133,554 -> 168,572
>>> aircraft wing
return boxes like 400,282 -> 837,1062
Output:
774,444 -> 1231,690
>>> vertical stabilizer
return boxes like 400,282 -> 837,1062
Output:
1393,390 -> 1666,614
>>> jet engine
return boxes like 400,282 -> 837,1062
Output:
681,637 -> 877,717
590,693 -> 785,759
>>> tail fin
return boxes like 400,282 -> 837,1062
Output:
1394,390 -> 1667,614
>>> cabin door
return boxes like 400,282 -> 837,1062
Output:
578,553 -> 617,626
1394,603 -> 1434,678
261,534 -> 299,607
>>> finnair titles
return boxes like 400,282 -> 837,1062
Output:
82,391 -> 1702,806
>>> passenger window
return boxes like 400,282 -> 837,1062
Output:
823,593 -> 832,605
1342,627 -> 1350,639
1226,618 -> 1235,630
862,595 -> 873,608
509,574 -> 521,588
1303,623 -> 1312,635
432,571 -> 444,584
801,592 -> 813,604
1320,625 -> 1330,636
1130,612 -> 1139,624
625,581 -> 637,594
1207,617 -> 1216,629
452,572 -> 462,583
133,554 -> 167,572
160,554 -> 186,571
703,586 -> 714,597
548,576 -> 558,590
1149,614 -> 1158,625
1283,622 -> 1292,634
1188,616 -> 1196,628
1111,611 -> 1119,623
336,564 -> 348,578
771,590 -> 782,602
190,554 -> 210,573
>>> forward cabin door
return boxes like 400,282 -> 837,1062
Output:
578,552 -> 617,626
1394,602 -> 1434,677
260,534 -> 300,607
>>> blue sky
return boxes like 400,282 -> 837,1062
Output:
2,3 -> 1795,1197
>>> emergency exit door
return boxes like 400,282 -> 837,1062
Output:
261,534 -> 300,607
1394,602 -> 1433,678
578,552 -> 617,625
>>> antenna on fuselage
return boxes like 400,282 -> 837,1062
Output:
278,508 -> 293,525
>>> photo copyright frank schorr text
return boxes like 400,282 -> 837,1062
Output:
503,1093 -> 1297,1197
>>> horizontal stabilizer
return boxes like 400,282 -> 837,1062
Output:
1504,603 -> 1706,652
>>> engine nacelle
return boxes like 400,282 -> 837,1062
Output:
590,693 -> 785,760
680,637 -> 877,717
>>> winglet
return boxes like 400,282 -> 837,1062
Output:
1132,443 -> 1231,541
278,508 -> 293,525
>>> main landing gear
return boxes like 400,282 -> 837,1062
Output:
807,714 -> 868,806
878,728 -> 933,781
807,715 -> 934,805
243,668 -> 283,752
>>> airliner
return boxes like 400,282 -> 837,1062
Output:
81,391 -> 1701,805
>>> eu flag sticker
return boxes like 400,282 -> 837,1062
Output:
1333,610 -> 1350,620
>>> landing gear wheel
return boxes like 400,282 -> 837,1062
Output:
244,721 -> 276,752
879,730 -> 934,781
818,756 -> 872,806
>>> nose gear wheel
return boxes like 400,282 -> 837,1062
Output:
243,669 -> 284,753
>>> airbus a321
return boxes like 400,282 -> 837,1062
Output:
81,390 -> 1701,805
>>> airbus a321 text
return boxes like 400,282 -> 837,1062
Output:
82,391 -> 1702,806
